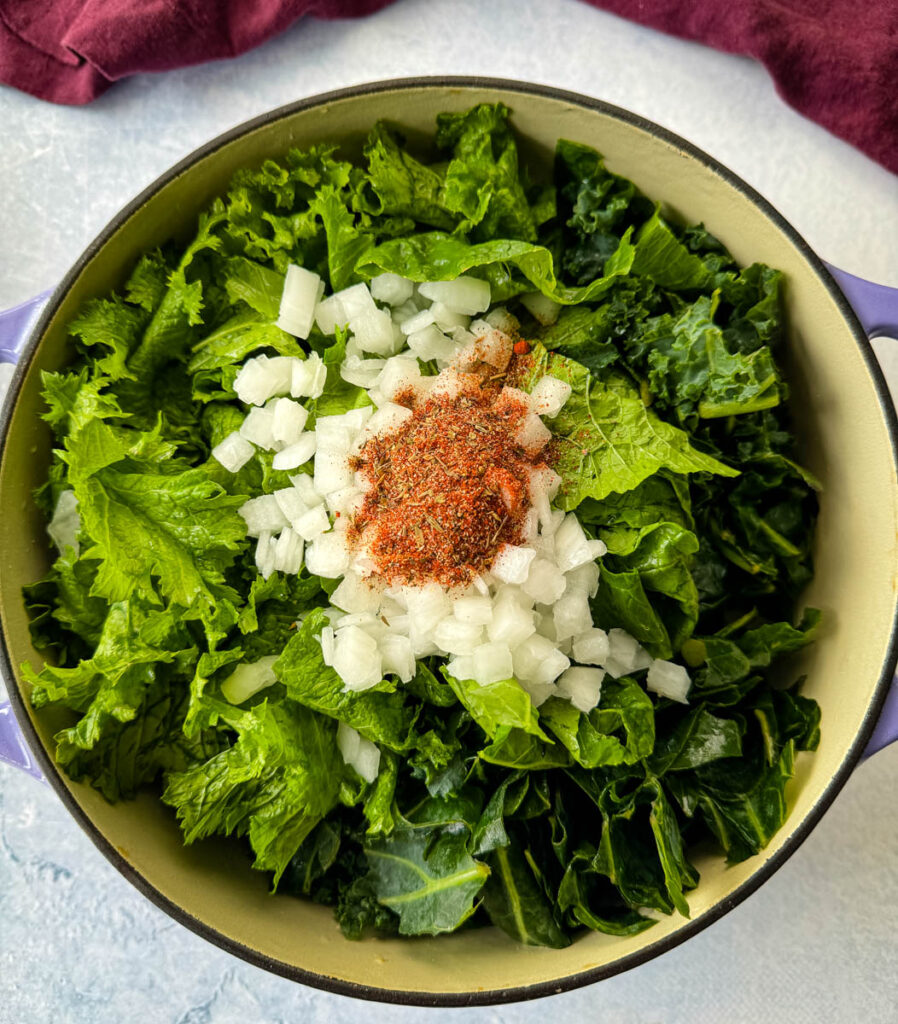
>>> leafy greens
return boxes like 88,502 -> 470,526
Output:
22,102 -> 820,946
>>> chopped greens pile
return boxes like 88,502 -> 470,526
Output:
23,103 -> 820,945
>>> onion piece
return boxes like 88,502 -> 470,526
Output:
647,660 -> 691,703
556,666 -> 604,713
419,276 -> 491,315
370,272 -> 414,306
271,397 -> 309,446
221,655 -> 279,705
520,291 -> 561,326
211,431 -> 255,473
276,264 -> 323,339
272,433 -> 316,470
530,375 -> 573,417
239,495 -> 289,537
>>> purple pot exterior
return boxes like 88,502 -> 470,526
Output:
0,269 -> 897,782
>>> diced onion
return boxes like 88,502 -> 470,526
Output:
604,629 -> 653,678
290,352 -> 327,399
305,531 -> 350,578
211,431 -> 255,473
419,276 -> 491,315
239,495 -> 289,537
234,355 -> 295,406
221,655 -> 279,705
520,291 -> 561,326
239,405 -> 278,450
271,397 -> 309,446
333,626 -> 382,691
276,264 -> 323,339
370,272 -> 414,306
556,666 -> 604,713
491,544 -> 537,585
471,642 -> 514,685
337,722 -> 381,782
571,627 -> 610,666
647,659 -> 691,703
530,375 -> 573,417
272,433 -> 316,470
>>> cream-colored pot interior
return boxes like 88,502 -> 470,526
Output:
1,81 -> 896,1004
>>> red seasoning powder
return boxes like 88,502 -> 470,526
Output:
348,374 -> 551,588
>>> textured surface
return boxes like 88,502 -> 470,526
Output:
1,1 -> 897,1021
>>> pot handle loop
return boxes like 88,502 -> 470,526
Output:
0,701 -> 45,781
824,263 -> 898,340
1,269 -> 897,775
0,291 -> 51,363
0,293 -> 51,783
827,263 -> 898,758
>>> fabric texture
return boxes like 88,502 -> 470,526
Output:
0,0 -> 895,175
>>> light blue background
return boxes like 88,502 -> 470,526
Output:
2,2 -> 897,1021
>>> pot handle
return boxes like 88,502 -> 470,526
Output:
0,701 -> 45,781
0,292 -> 51,782
0,291 -> 51,362
1,268 -> 897,776
824,264 -> 898,759
823,263 -> 898,340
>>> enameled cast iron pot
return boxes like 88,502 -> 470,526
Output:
2,79 -> 898,1007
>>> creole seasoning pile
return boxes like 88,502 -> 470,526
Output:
348,365 -> 551,588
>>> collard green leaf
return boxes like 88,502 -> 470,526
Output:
752,687 -> 821,763
649,706 -> 744,774
684,740 -> 798,864
471,772 -> 528,855
540,679 -> 655,769
557,846 -> 655,936
281,820 -> 342,896
482,843 -> 570,947
539,698 -> 631,768
401,789 -> 483,834
363,828 -> 489,935
691,609 -> 820,706
588,775 -> 697,916
477,727 -> 571,769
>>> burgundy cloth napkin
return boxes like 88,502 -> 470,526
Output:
0,0 -> 896,175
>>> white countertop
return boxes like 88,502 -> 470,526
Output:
2,2 -> 897,1021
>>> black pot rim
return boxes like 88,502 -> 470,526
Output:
3,75 -> 897,1008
